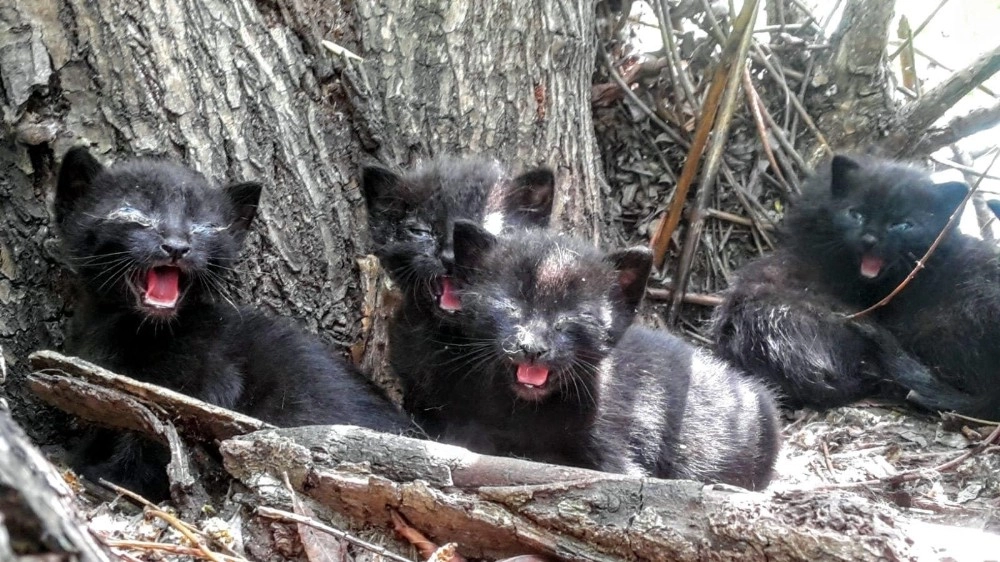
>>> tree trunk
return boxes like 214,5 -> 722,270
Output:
0,0 -> 604,436
803,0 -> 897,160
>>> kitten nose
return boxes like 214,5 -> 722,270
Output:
860,233 -> 878,249
439,246 -> 455,268
160,239 -> 191,260
514,339 -> 550,363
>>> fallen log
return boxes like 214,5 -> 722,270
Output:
220,425 -> 962,562
0,404 -> 110,561
27,350 -> 1000,561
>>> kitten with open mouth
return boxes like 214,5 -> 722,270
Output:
392,222 -> 780,489
55,147 -> 412,500
363,156 -> 555,315
713,154 -> 969,410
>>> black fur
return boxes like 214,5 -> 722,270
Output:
712,155 -> 966,409
363,156 -> 555,314
394,224 -> 779,489
878,214 -> 1000,419
56,147 -> 411,500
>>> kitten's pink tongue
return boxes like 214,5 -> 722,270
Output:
144,267 -> 180,307
860,255 -> 883,279
439,276 -> 462,311
516,364 -> 549,386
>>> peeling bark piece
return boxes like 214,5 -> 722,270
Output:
28,350 -> 271,443
28,370 -> 211,514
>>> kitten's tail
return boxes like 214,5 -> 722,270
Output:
870,333 -> 994,418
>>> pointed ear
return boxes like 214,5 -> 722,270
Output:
605,246 -> 652,311
503,167 -> 555,227
55,146 -> 105,222
225,181 -> 263,233
830,154 -> 861,199
452,219 -> 496,272
934,181 -> 969,215
988,199 -> 1000,220
362,165 -> 407,222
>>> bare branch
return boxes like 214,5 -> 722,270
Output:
915,102 -> 1000,154
886,43 -> 1000,156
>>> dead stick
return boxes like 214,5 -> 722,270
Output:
847,147 -> 1000,319
741,66 -> 790,192
646,287 -> 723,307
99,539 -> 246,562
668,0 -> 760,324
99,480 -> 239,560
257,507 -> 412,562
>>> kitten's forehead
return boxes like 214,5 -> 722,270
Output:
535,243 -> 583,291
91,162 -> 224,214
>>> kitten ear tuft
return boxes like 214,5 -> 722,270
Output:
504,167 -> 555,227
224,181 -> 263,232
605,246 -> 653,311
830,154 -> 861,199
452,219 -> 496,271
55,146 -> 105,222
934,181 -> 969,215
987,199 -> 1000,220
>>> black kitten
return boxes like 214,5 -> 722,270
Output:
394,223 -> 779,489
363,157 -> 554,315
55,147 -> 411,500
876,200 -> 1000,419
712,155 -> 966,409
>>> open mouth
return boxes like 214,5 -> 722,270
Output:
512,363 -> 553,401
860,254 -> 884,279
433,276 -> 462,313
130,265 -> 186,316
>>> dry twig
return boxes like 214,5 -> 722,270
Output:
257,507 -> 412,562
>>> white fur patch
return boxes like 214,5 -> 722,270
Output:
537,244 -> 578,287
482,211 -> 506,235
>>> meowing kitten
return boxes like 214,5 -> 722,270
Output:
393,222 -> 779,489
363,157 -> 554,315
712,155 -> 966,410
55,147 -> 411,499
363,157 -> 555,420
876,200 -> 1000,419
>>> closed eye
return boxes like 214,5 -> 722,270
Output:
405,223 -> 434,239
191,223 -> 227,234
889,220 -> 913,232
105,207 -> 155,227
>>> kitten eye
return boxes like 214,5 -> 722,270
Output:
106,206 -> 154,228
405,223 -> 433,239
889,220 -> 913,232
191,223 -> 225,235
847,208 -> 864,222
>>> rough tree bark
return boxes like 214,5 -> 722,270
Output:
0,0 -> 605,437
804,0 -> 897,159
0,404 -> 109,561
